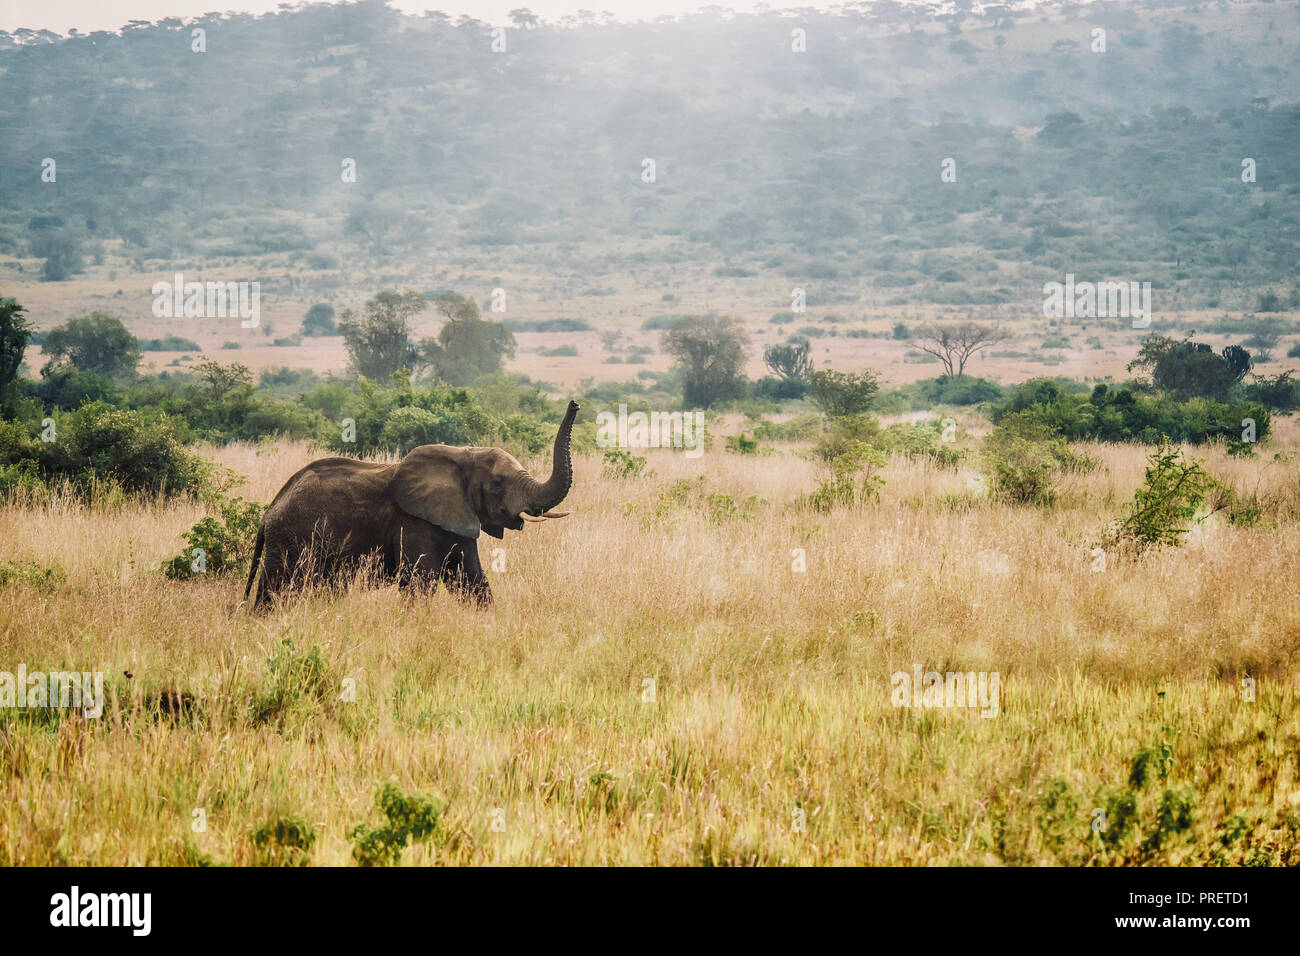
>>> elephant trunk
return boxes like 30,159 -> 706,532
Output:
526,400 -> 579,514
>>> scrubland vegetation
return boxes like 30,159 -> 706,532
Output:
2,0 -> 1299,866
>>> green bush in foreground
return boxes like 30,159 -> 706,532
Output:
1099,442 -> 1224,555
348,783 -> 442,867
249,816 -> 317,867
165,495 -> 266,579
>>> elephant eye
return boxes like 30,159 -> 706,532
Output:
492,474 -> 505,486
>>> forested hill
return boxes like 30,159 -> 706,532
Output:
2,0 -> 1298,307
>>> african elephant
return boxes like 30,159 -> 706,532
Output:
243,400 -> 579,608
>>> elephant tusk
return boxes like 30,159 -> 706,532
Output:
519,513 -> 547,522
542,510 -> 570,518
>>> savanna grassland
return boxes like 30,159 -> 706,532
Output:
2,414 -> 1298,866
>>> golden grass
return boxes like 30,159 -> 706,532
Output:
1,430 -> 1298,865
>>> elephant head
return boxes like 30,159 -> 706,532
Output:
390,400 -> 579,539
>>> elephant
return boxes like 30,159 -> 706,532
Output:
243,400 -> 579,608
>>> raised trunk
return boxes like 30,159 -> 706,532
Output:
526,400 -> 579,513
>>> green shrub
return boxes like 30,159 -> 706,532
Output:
0,560 -> 67,590
810,413 -> 880,463
249,816 -> 317,866
994,377 -> 1269,446
724,432 -> 762,454
250,639 -> 334,728
602,449 -> 649,479
873,420 -> 963,468
807,369 -> 879,418
348,782 -> 442,866
981,415 -> 1094,507
799,443 -> 885,512
39,402 -> 206,497
140,335 -> 201,351
165,496 -> 265,579
327,375 -> 498,456
751,413 -> 821,442
1099,442 -> 1223,554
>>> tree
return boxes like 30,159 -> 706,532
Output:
807,369 -> 880,418
1127,335 -> 1250,401
420,292 -> 516,387
0,298 -> 34,396
764,339 -> 812,383
344,202 -> 425,256
1221,344 -> 1253,381
660,315 -> 751,408
28,216 -> 86,282
338,290 -> 426,380
193,359 -> 254,401
41,312 -> 141,378
509,8 -> 540,28
912,322 -> 1010,377
1244,331 -> 1279,364
300,303 -> 337,337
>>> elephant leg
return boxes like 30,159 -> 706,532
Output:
394,532 -> 439,592
440,538 -> 492,606
254,549 -> 287,610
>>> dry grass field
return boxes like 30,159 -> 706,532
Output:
2,417 -> 1298,866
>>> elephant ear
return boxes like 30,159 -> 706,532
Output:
390,445 -> 480,539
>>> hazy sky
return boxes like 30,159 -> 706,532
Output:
2,0 -> 782,34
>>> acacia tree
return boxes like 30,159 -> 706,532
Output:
912,321 -> 1010,377
660,315 -> 750,408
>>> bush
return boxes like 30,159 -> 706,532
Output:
1243,370 -> 1300,412
250,639 -> 334,728
164,496 -> 265,579
327,375 -> 499,456
0,560 -> 66,590
301,303 -> 336,336
982,415 -> 1095,507
725,432 -> 762,454
249,816 -> 317,867
140,335 -> 201,352
602,449 -> 649,479
993,377 -> 1269,446
751,413 -> 821,443
873,420 -> 963,468
1099,442 -> 1223,554
798,443 -> 885,512
807,369 -> 879,418
505,318 -> 591,333
39,402 -> 206,497
348,783 -> 442,867
811,413 -> 880,463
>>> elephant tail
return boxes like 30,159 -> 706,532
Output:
244,523 -> 265,603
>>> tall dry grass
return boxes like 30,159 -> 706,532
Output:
0,426 -> 1297,865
